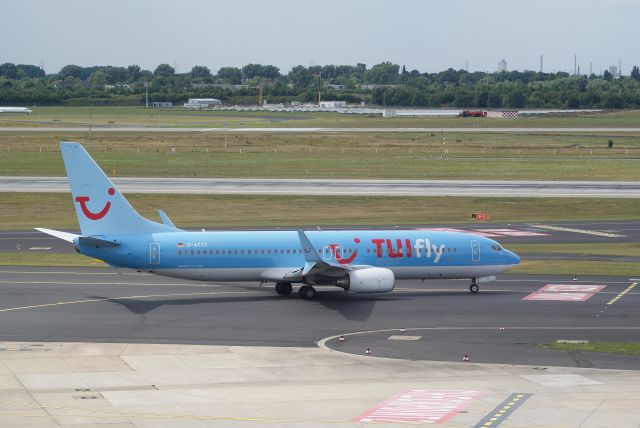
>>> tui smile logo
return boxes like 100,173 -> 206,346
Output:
75,187 -> 115,220
328,238 -> 360,264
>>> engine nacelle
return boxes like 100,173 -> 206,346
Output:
342,268 -> 395,293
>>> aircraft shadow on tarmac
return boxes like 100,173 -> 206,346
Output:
89,292 -> 383,321
87,294 -> 278,315
86,288 -> 505,322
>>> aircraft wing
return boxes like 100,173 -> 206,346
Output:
260,230 -> 361,282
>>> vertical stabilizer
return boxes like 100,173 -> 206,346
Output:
60,142 -> 176,236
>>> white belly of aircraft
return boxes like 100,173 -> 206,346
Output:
150,265 -> 511,283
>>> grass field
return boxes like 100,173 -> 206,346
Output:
539,341 -> 640,356
2,192 -> 639,230
3,106 -> 640,129
0,252 -> 104,267
508,243 -> 640,257
1,131 -> 639,180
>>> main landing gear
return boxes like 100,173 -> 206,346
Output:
298,285 -> 317,300
469,278 -> 479,294
275,282 -> 292,296
275,282 -> 317,299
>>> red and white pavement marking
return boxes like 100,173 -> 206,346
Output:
478,228 -> 547,237
539,284 -> 606,293
418,227 -> 547,237
523,284 -> 606,301
355,389 -> 483,424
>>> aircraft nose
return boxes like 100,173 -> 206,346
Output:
505,249 -> 520,265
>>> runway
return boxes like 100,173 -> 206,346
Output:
3,176 -> 640,197
2,126 -> 640,133
0,267 -> 638,369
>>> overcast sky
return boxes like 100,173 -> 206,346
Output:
1,0 -> 637,75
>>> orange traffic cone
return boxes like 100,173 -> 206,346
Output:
365,347 -> 372,355
338,335 -> 345,343
463,354 -> 470,362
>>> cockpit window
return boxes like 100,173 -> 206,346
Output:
491,244 -> 503,252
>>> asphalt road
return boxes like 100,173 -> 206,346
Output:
3,176 -> 640,197
0,267 -> 637,369
2,126 -> 640,133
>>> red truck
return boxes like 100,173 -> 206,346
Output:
460,110 -> 487,117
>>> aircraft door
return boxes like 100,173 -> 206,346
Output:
471,240 -> 480,262
322,245 -> 334,262
149,242 -> 160,265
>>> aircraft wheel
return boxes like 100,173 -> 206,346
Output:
299,285 -> 317,300
275,282 -> 292,296
470,283 -> 479,294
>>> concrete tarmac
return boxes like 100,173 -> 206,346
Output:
3,176 -> 640,198
1,340 -> 639,427
0,268 -> 639,427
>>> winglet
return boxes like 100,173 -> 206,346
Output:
297,230 -> 321,263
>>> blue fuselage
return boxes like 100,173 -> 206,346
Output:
76,229 -> 520,282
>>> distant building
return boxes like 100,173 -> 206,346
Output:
319,100 -> 346,109
183,98 -> 221,108
608,65 -> 618,77
498,59 -> 508,72
326,84 -> 346,91
359,84 -> 402,90
152,101 -> 173,108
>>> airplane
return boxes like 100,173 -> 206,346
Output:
0,107 -> 32,114
36,142 -> 520,299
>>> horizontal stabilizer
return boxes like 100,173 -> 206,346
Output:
35,228 -> 78,243
78,236 -> 119,248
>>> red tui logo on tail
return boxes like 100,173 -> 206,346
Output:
75,187 -> 114,220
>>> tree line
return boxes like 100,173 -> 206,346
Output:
1,61 -> 640,109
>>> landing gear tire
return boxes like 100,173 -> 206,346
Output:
298,285 -> 317,300
469,280 -> 479,294
275,282 -> 292,296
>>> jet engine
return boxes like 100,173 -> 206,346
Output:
339,268 -> 395,293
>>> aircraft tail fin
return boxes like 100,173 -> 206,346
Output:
60,142 -> 177,236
